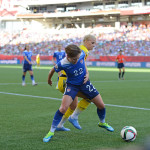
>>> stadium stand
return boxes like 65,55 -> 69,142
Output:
0,0 -> 150,57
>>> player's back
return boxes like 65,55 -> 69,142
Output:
55,52 -> 86,85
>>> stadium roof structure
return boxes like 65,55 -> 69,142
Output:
13,0 -> 115,6
1,0 -> 150,30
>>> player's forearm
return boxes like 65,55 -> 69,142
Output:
85,62 -> 89,79
48,67 -> 55,80
24,56 -> 31,64
85,63 -> 89,75
52,58 -> 55,65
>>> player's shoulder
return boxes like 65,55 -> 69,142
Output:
80,45 -> 89,53
23,50 -> 28,55
81,51 -> 85,57
60,50 -> 65,54
23,50 -> 27,53
54,51 -> 59,54
60,57 -> 70,66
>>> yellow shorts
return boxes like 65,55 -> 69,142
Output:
57,74 -> 67,93
61,70 -> 66,75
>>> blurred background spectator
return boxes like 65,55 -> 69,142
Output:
0,24 -> 150,56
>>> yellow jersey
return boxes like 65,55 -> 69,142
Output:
80,45 -> 89,60
36,54 -> 40,61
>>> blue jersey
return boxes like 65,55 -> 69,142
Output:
53,51 -> 66,63
23,50 -> 32,64
54,51 -> 86,85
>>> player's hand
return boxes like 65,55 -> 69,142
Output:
83,73 -> 89,84
48,79 -> 52,86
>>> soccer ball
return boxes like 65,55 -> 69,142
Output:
121,126 -> 137,142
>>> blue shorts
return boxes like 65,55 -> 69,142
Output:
23,64 -> 32,72
118,63 -> 124,68
64,80 -> 99,100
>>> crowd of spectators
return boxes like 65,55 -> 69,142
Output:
0,24 -> 150,56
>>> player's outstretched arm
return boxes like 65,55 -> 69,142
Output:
48,67 -> 55,86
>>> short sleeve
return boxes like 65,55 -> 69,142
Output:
53,52 -> 56,58
23,52 -> 26,57
54,62 -> 62,73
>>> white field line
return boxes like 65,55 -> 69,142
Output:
0,82 -> 47,85
0,79 -> 150,86
0,91 -> 61,101
0,91 -> 150,111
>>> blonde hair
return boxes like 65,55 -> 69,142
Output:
83,34 -> 96,43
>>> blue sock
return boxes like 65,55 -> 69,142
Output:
50,110 -> 64,132
97,108 -> 106,123
22,75 -> 25,82
30,75 -> 34,81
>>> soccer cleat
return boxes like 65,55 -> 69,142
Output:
56,126 -> 70,131
43,131 -> 54,142
68,117 -> 82,130
32,83 -> 38,86
22,82 -> 26,86
98,122 -> 114,132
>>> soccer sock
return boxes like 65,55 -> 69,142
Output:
56,77 -> 60,89
50,109 -> 64,132
22,75 -> 25,82
119,72 -> 121,78
122,72 -> 125,77
71,99 -> 90,120
97,108 -> 106,123
64,107 -> 74,118
57,107 -> 74,128
30,75 -> 35,83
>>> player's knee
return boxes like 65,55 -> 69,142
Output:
59,106 -> 68,114
69,104 -> 77,110
96,104 -> 105,110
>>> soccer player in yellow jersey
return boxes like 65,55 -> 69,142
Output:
36,54 -> 40,68
56,34 -> 113,132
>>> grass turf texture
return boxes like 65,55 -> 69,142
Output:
0,65 -> 150,150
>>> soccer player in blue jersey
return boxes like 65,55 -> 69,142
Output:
52,44 -> 66,88
43,44 -> 114,143
22,45 -> 37,86
56,34 -> 97,131
52,44 -> 65,65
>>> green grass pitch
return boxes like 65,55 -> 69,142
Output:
0,65 -> 150,150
